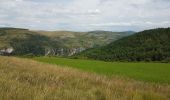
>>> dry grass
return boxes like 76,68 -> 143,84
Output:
0,56 -> 170,100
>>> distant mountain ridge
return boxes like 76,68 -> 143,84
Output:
76,28 -> 170,62
0,27 -> 133,56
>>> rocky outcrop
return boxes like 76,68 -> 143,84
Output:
45,47 -> 85,56
0,47 -> 14,55
0,47 -> 85,57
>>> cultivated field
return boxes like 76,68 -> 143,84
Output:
34,57 -> 170,84
0,56 -> 170,100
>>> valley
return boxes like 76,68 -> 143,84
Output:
0,28 -> 133,56
0,27 -> 170,100
1,0 -> 170,99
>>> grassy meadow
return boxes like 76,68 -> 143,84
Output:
0,56 -> 170,100
34,57 -> 170,84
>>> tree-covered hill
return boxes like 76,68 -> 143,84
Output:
0,28 -> 62,56
77,28 -> 170,62
0,28 -> 133,56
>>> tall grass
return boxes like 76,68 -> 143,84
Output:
0,56 -> 170,100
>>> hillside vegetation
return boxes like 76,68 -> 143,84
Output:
35,30 -> 133,47
0,28 -> 59,55
0,28 -> 132,56
0,56 -> 170,100
77,28 -> 170,62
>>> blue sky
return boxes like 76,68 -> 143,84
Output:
0,0 -> 170,31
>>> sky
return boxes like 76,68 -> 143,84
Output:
0,0 -> 170,31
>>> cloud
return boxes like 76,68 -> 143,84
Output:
90,22 -> 132,27
0,0 -> 170,31
15,0 -> 23,2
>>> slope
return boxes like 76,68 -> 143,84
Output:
77,28 -> 170,62
0,28 -> 133,56
0,56 -> 170,100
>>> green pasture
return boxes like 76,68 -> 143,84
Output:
34,57 -> 170,84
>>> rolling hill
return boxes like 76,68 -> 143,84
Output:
77,28 -> 170,62
0,28 -> 133,56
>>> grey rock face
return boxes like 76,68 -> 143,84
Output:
0,47 -> 14,55
0,46 -> 85,57
45,47 -> 86,56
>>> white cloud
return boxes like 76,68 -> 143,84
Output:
90,22 -> 132,27
15,0 -> 23,2
0,0 -> 170,31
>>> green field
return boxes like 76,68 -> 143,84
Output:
33,57 -> 170,84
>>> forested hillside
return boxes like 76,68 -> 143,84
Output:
0,28 -> 132,56
77,28 -> 170,62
